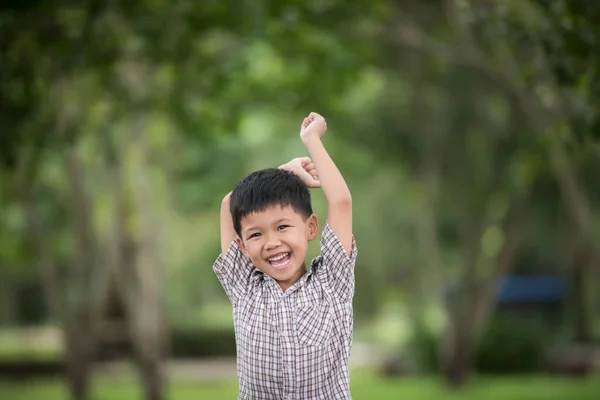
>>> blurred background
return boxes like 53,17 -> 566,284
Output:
1,0 -> 600,399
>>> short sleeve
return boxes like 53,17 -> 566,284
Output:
313,223 -> 357,301
213,240 -> 255,304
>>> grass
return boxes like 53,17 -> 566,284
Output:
1,372 -> 599,400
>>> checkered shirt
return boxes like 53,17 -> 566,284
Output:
213,223 -> 357,400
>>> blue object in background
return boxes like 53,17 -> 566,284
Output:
496,275 -> 567,303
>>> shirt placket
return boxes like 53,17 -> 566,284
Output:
278,291 -> 297,399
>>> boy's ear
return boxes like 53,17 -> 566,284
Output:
236,236 -> 249,257
307,214 -> 319,241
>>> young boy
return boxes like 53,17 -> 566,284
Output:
213,112 -> 357,399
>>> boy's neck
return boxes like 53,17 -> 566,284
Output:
276,263 -> 308,292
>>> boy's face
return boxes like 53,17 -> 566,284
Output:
236,205 -> 319,291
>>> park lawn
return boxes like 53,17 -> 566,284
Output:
0,327 -> 62,362
1,373 -> 599,400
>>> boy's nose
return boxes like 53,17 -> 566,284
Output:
265,236 -> 281,249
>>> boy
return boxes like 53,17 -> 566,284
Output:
213,112 -> 357,399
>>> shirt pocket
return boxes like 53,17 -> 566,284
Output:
295,299 -> 333,348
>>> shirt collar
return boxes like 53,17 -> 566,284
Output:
250,267 -> 315,296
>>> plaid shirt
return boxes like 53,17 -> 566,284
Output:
213,223 -> 357,400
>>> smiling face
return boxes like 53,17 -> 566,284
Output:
236,205 -> 319,291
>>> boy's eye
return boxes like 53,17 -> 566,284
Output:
248,232 -> 261,239
278,225 -> 289,231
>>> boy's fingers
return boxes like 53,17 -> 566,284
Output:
309,112 -> 324,122
307,180 -> 320,188
300,157 -> 312,166
298,168 -> 319,187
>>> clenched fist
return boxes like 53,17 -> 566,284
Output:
279,157 -> 320,188
300,112 -> 327,143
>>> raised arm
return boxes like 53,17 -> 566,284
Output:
300,112 -> 353,255
220,192 -> 236,255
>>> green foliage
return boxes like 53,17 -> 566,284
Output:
475,314 -> 555,373
409,313 -> 558,374
170,328 -> 236,358
408,324 -> 440,374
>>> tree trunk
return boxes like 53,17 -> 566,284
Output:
440,202 -> 524,387
572,250 -> 595,343
64,327 -> 93,400
130,289 -> 167,400
0,271 -> 14,327
135,352 -> 166,400
21,184 -> 63,322
439,210 -> 483,387
106,123 -> 168,400
130,164 -> 168,400
16,81 -> 104,399
442,323 -> 477,388
548,141 -> 597,342
23,141 -> 103,399
21,168 -> 92,400
62,144 -> 107,399
129,260 -> 167,400
440,294 -> 479,388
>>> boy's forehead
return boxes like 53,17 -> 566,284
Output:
240,205 -> 303,228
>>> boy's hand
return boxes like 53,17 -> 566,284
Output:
279,157 -> 320,188
300,112 -> 327,143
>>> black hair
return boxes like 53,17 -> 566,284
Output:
230,168 -> 313,236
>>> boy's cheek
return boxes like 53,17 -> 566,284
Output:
241,248 -> 251,258
245,247 -> 257,261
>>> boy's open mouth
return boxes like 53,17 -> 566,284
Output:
268,252 -> 291,269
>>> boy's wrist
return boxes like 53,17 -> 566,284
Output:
301,135 -> 322,145
278,162 -> 292,171
301,136 -> 323,149
278,160 -> 300,178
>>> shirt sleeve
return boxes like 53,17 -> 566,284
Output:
213,240 -> 255,304
313,223 -> 358,302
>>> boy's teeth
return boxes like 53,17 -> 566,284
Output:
269,253 -> 287,261
269,253 -> 291,268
